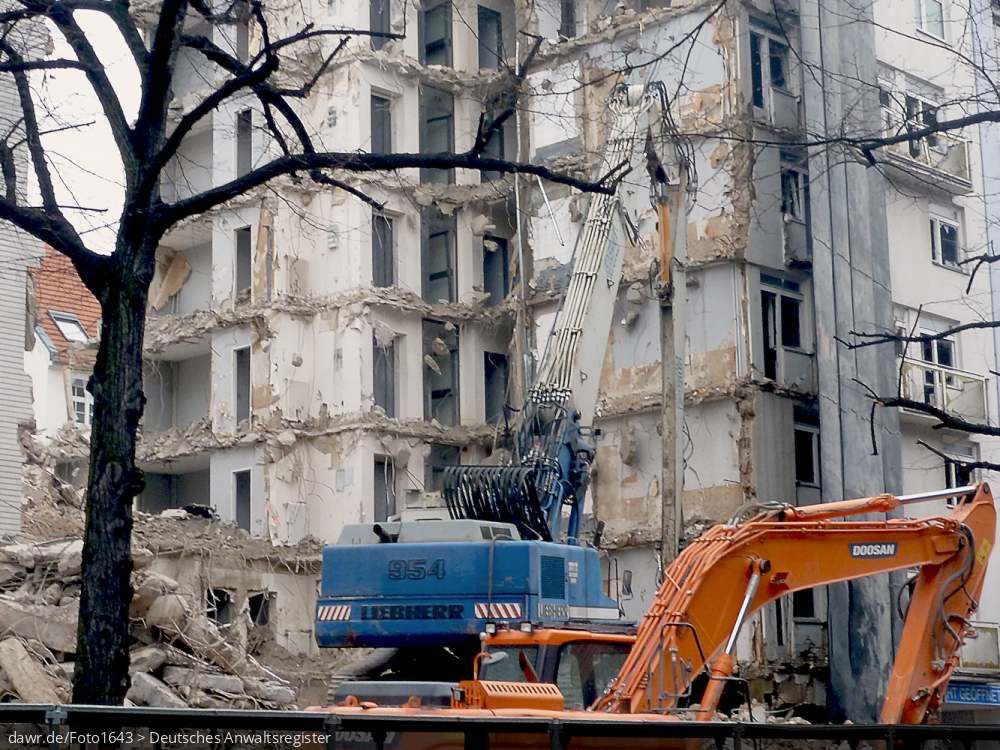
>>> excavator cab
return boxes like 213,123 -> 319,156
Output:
477,629 -> 635,710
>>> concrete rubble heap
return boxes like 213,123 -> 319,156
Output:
11,457 -> 349,709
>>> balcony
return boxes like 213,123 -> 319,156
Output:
898,357 -> 987,424
881,110 -> 972,194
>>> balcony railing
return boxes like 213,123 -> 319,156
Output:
958,621 -> 1000,673
898,356 -> 987,423
881,109 -> 971,191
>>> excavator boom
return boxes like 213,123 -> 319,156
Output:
597,484 -> 995,723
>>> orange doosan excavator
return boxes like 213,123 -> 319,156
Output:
317,483 -> 996,747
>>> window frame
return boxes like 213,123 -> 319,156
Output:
370,0 -> 391,50
422,210 -> 457,303
236,109 -> 253,178
484,350 -> 509,424
759,275 -> 808,382
477,6 -> 503,70
793,418 -> 820,488
235,225 -> 252,299
70,372 -> 94,426
420,0 -> 452,67
482,235 -> 510,307
374,455 -> 397,521
423,320 -> 459,426
915,0 -> 946,41
943,443 -> 976,504
370,93 -> 392,155
373,334 -> 397,418
50,311 -> 90,344
234,346 -> 251,423
929,206 -> 964,271
419,87 -> 455,184
372,212 -> 395,287
748,23 -> 796,122
234,468 -> 252,532
779,152 -> 808,223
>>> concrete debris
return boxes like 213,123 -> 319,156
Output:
430,337 -> 450,357
9,462 -> 337,709
423,354 -> 442,374
162,665 -> 245,693
127,672 -> 188,708
0,598 -> 78,653
147,594 -> 265,678
129,645 -> 167,675
0,637 -> 63,704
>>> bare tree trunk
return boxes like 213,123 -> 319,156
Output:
71,259 -> 149,704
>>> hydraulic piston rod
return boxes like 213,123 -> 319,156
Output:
696,559 -> 770,720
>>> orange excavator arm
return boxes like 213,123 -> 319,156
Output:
596,483 -> 995,724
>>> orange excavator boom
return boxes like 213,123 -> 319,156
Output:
596,483 -> 995,724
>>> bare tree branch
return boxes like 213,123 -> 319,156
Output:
875,396 -> 1000,437
838,318 -> 1000,350
916,440 -> 1000,474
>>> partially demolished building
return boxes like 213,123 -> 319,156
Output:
19,0 -> 1000,720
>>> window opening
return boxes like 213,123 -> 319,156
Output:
481,122 -> 505,182
235,0 -> 250,61
421,2 -> 452,66
426,443 -> 460,491
373,336 -> 397,418
420,88 -> 454,184
930,213 -> 961,268
768,39 -> 788,90
371,94 -> 392,154
774,597 -> 785,646
207,588 -> 233,623
248,592 -> 272,626
373,213 -> 394,287
235,226 -> 252,300
780,155 -> 808,221
370,0 -> 390,50
236,110 -> 253,178
234,346 -> 251,422
749,26 -> 795,123
559,0 -> 575,38
422,210 -> 457,302
760,277 -> 805,382
793,410 -> 820,487
792,589 -> 815,619
921,336 -> 957,405
423,320 -> 459,425
374,456 -> 397,522
483,236 -> 510,306
71,374 -> 94,426
234,469 -> 251,531
944,444 -> 975,503
478,7 -> 502,69
484,351 -> 509,424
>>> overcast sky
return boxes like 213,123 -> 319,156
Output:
39,12 -> 140,254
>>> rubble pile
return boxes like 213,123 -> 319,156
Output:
0,536 -> 310,709
13,451 -> 348,709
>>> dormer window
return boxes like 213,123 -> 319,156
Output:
50,311 -> 89,343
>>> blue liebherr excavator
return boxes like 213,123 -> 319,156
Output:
314,84 -> 677,679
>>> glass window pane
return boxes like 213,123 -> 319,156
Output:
780,296 -> 801,348
768,40 -> 787,89
939,222 -> 959,265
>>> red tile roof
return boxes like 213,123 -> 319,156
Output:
29,246 -> 101,359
